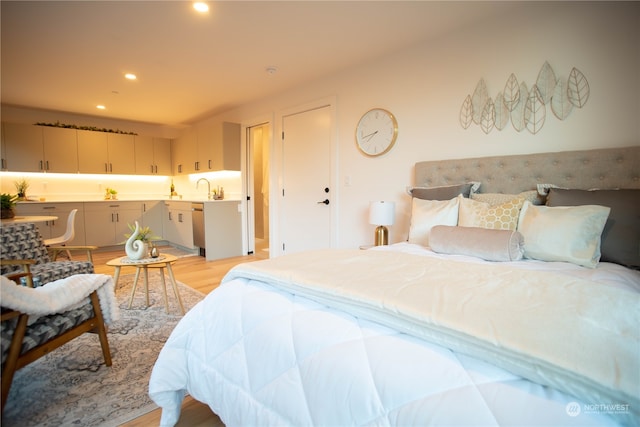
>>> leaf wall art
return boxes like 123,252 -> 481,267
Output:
460,62 -> 589,134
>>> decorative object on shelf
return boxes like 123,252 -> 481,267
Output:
460,62 -> 589,134
104,187 -> 118,200
369,201 -> 395,246
34,121 -> 137,135
0,193 -> 18,219
13,178 -> 29,201
124,221 -> 158,260
355,108 -> 398,157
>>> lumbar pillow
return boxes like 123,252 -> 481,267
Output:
546,188 -> 640,268
429,225 -> 525,262
408,195 -> 460,246
458,196 -> 525,230
517,201 -> 611,268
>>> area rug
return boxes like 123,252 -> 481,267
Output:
2,274 -> 205,427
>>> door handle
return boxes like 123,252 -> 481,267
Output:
317,199 -> 330,205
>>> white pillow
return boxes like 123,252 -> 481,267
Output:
517,201 -> 611,268
408,195 -> 460,246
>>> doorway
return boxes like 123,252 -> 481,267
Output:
247,123 -> 270,258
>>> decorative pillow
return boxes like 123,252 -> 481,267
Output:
458,197 -> 525,230
408,182 -> 480,200
429,225 -> 525,262
471,190 -> 544,206
408,195 -> 460,246
517,201 -> 611,268
546,188 -> 640,268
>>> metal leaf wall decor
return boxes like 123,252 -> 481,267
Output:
460,62 -> 589,134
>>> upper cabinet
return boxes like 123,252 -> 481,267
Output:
2,123 -> 78,173
77,130 -> 136,174
135,135 -> 171,175
172,121 -> 240,174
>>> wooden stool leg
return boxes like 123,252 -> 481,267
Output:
128,267 -> 142,309
158,267 -> 170,313
166,263 -> 185,315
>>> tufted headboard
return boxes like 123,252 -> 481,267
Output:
415,146 -> 640,194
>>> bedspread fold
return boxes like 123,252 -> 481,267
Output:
223,249 -> 640,425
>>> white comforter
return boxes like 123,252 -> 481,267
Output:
149,244 -> 639,426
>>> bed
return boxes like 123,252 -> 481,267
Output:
149,146 -> 640,427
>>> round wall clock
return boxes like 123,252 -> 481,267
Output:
355,108 -> 398,157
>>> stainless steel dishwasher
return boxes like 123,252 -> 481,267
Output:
192,203 -> 205,256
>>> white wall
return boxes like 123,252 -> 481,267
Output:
2,3 -> 638,251
209,2 -> 640,249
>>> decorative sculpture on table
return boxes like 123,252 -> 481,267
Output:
125,221 -> 148,260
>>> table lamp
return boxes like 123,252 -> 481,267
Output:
369,201 -> 395,246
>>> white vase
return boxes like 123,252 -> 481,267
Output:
125,221 -> 149,260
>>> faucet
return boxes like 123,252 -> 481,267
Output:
196,178 -> 211,199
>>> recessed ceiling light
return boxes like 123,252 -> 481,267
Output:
96,105 -> 106,110
124,73 -> 137,80
193,2 -> 209,13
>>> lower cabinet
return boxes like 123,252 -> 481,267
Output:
141,201 -> 163,239
15,202 -> 86,244
84,201 -> 142,247
163,201 -> 193,249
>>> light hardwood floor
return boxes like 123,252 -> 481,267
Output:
91,246 -> 266,427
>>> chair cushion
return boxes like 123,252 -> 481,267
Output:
1,304 -> 95,364
29,262 -> 95,287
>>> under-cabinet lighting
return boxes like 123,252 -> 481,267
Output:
188,171 -> 241,182
0,171 -> 167,182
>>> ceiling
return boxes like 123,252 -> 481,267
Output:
1,1 -> 514,127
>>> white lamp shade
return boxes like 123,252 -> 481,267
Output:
369,201 -> 395,226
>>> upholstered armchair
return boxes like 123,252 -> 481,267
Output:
1,270 -> 118,412
0,223 -> 97,286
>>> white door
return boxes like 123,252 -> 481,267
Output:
281,105 -> 332,254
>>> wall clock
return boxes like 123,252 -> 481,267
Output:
355,108 -> 398,157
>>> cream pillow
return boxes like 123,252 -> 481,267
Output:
458,196 -> 525,230
517,201 -> 611,268
408,195 -> 461,246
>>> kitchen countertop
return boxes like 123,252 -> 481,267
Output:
17,197 -> 240,204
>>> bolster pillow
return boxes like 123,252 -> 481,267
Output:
429,225 -> 525,262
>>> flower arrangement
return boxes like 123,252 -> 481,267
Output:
14,178 -> 29,200
104,187 -> 118,200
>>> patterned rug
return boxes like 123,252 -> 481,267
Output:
2,274 -> 205,427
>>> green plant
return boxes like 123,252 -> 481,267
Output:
14,178 -> 30,198
1,193 -> 18,210
123,223 -> 159,243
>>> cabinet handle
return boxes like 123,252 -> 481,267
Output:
178,164 -> 182,174
110,163 -> 113,173
194,161 -> 199,171
39,160 -> 44,171
105,163 -> 109,173
45,160 -> 50,171
178,213 -> 183,222
150,165 -> 154,174
169,212 -> 173,221
208,159 -> 212,169
43,206 -> 56,210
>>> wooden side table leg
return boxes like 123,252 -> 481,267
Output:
159,266 -> 169,313
143,265 -> 150,307
128,267 -> 142,309
166,263 -> 185,315
112,266 -> 122,290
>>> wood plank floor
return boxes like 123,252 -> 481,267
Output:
91,245 -> 266,427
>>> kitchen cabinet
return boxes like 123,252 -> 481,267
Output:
15,202 -> 86,244
84,201 -> 141,247
171,129 -> 197,175
141,200 -> 163,239
203,201 -> 243,260
134,136 -> 172,175
163,201 -> 193,248
197,121 -> 241,171
2,124 -> 78,173
77,130 -> 136,174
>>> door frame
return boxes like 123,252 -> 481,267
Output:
241,114 -> 274,256
276,96 -> 338,257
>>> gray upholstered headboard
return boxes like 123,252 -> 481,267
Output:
415,146 -> 640,194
